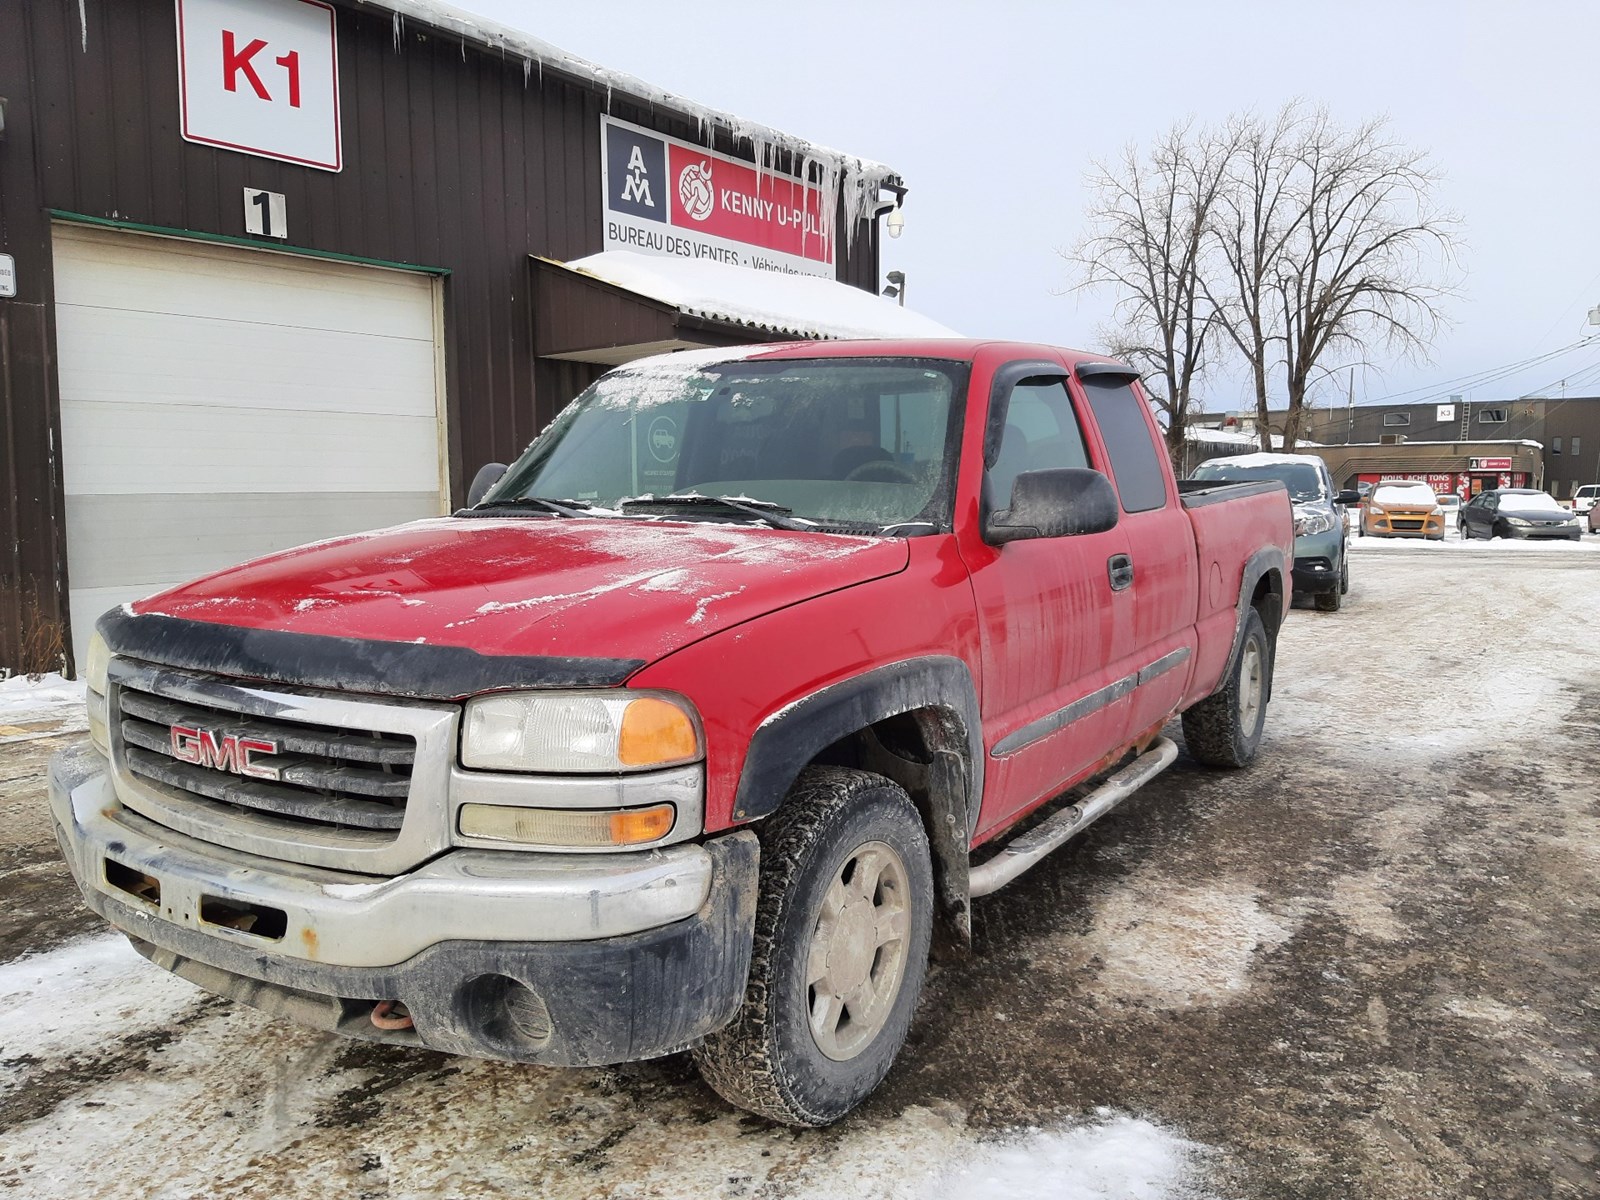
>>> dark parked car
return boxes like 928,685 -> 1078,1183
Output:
1190,452 -> 1358,611
1459,489 -> 1583,541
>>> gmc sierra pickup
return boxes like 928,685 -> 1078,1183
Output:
50,339 -> 1292,1126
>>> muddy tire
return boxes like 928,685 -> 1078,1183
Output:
1182,608 -> 1270,768
692,767 -> 933,1127
1314,580 -> 1342,612
1339,554 -> 1350,595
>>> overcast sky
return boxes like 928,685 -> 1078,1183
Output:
465,0 -> 1600,411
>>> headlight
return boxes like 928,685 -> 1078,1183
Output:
1430,506 -> 1444,517
84,633 -> 112,757
85,631 -> 111,694
1293,509 -> 1337,536
461,690 -> 701,773
1505,517 -> 1531,527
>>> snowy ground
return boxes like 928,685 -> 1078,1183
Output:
0,547 -> 1595,1198
0,674 -> 86,745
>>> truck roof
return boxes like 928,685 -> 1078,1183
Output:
620,340 -> 1134,373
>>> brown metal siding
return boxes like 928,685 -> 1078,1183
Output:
0,0 -> 886,671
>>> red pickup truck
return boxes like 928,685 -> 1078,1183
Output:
50,339 -> 1291,1126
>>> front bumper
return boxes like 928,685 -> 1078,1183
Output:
1291,557 -> 1339,594
1365,511 -> 1444,538
49,742 -> 759,1066
1500,524 -> 1582,540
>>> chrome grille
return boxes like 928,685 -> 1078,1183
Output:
104,657 -> 459,874
116,689 -> 412,831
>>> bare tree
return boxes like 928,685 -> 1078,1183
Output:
1082,103 -> 1460,458
1204,106 -> 1307,452
1268,111 -> 1460,449
1070,120 -> 1231,463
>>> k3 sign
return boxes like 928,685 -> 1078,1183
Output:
176,0 -> 342,171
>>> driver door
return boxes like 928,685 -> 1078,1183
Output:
961,370 -> 1135,839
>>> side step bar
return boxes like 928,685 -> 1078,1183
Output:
968,736 -> 1179,898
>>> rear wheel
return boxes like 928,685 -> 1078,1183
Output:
1182,608 -> 1271,767
693,767 -> 933,1127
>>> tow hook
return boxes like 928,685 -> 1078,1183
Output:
370,999 -> 414,1031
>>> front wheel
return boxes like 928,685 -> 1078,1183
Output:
693,767 -> 933,1127
1182,608 -> 1271,767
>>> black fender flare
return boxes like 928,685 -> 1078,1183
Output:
732,656 -> 983,835
1214,546 -> 1286,700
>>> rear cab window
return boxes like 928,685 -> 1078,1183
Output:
1078,376 -> 1169,512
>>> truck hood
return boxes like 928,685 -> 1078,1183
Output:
133,517 -> 909,666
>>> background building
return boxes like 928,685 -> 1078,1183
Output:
1200,395 -> 1600,496
0,0 -> 925,672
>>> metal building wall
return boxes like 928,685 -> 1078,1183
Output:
0,0 -> 885,671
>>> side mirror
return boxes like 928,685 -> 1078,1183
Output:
1335,489 -> 1361,506
467,462 -> 508,507
985,468 -> 1120,545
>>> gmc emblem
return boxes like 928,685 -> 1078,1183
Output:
169,725 -> 281,781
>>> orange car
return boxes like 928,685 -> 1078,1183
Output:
1360,479 -> 1446,539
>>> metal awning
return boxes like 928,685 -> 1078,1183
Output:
531,251 -> 959,366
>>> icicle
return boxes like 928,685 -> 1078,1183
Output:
523,57 -> 531,88
78,0 -> 87,51
391,12 -> 402,52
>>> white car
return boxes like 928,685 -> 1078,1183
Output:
1434,493 -> 1462,530
1574,484 -> 1600,517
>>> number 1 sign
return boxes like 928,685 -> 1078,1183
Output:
177,0 -> 342,172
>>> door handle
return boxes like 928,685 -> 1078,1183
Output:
1108,554 -> 1134,591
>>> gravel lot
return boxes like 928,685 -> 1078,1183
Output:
0,545 -> 1595,1198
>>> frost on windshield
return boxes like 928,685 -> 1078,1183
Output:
487,358 -> 964,530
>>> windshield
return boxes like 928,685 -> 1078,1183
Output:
1372,482 -> 1438,506
484,357 -> 966,530
1496,490 -> 1565,512
1192,461 -> 1326,504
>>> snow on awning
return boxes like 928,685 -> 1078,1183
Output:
564,251 -> 960,342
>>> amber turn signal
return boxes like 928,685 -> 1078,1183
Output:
618,697 -> 700,767
458,803 -> 677,848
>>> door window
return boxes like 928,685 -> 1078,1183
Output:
988,379 -> 1091,509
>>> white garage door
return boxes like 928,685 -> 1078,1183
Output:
53,223 -> 446,666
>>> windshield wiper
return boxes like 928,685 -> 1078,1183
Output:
463,496 -> 595,519
619,493 -> 810,532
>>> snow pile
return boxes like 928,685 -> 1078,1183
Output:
0,671 -> 86,730
0,935 -> 203,1069
564,251 -> 962,341
927,1113 -> 1212,1200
